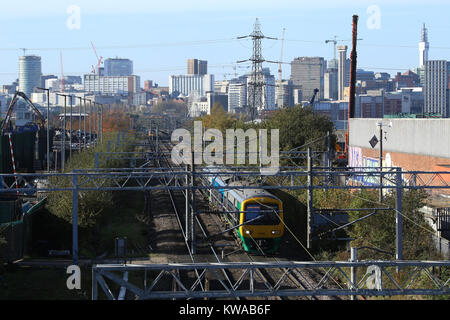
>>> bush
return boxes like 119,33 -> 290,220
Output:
46,132 -> 136,228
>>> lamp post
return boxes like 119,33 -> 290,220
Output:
37,87 -> 50,172
89,99 -> 92,147
376,121 -> 392,202
76,97 -> 83,152
94,102 -> 98,146
97,103 -> 103,144
83,98 -> 88,150
69,95 -> 73,160
56,93 -> 67,171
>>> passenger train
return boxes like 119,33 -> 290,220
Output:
204,168 -> 284,254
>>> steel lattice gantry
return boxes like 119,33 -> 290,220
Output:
2,167 -> 450,264
91,261 -> 450,300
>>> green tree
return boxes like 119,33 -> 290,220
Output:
261,106 -> 336,166
46,132 -> 136,228
316,188 -> 438,261
197,103 -> 238,132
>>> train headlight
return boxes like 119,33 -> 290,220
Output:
245,230 -> 252,235
271,230 -> 280,235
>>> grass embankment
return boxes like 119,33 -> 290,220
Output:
31,131 -> 150,258
0,131 -> 155,300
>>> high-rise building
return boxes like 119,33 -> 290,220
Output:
104,58 -> 133,76
337,46 -> 348,100
293,89 -> 303,105
419,24 -> 429,68
228,81 -> 247,113
83,74 -> 140,94
290,57 -> 326,102
275,80 -> 294,108
424,60 -> 450,117
169,74 -> 214,97
187,59 -> 208,75
144,80 -> 153,91
324,70 -> 338,100
19,55 -> 42,96
214,80 -> 229,94
257,68 -> 275,110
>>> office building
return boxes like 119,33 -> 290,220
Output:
337,46 -> 348,100
40,75 -> 58,88
19,55 -> 42,96
357,69 -> 375,81
291,57 -> 326,102
228,80 -> 247,113
424,60 -> 450,117
293,89 -> 303,105
169,74 -> 214,97
104,58 -> 133,76
275,80 -> 294,108
314,101 -> 348,130
324,70 -> 338,100
187,59 -> 208,75
355,89 -> 424,118
83,74 -> 140,95
214,80 -> 229,94
0,95 -> 9,118
64,76 -> 82,85
257,68 -> 276,110
395,71 -> 420,89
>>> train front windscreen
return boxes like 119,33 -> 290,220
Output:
244,203 -> 280,226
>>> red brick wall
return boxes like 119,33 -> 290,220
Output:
357,147 -> 450,194
359,147 -> 450,172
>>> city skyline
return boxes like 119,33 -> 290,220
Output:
1,1 -> 450,87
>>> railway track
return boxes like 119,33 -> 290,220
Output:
144,132 -> 344,300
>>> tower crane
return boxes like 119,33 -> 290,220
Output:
325,36 -> 362,63
90,41 -> 103,75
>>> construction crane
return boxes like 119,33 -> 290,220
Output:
325,36 -> 362,63
1,91 -> 46,134
90,41 -> 103,75
278,28 -> 286,82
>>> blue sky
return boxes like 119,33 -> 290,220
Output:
1,0 -> 450,87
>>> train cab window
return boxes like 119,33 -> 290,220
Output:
244,204 -> 280,226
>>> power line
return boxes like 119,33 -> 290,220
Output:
0,38 -> 247,52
